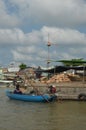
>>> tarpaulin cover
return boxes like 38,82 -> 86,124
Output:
36,66 -> 86,74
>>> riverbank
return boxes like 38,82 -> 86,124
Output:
34,81 -> 86,100
55,82 -> 86,100
1,81 -> 86,101
34,81 -> 86,87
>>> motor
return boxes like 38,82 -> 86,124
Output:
78,93 -> 86,101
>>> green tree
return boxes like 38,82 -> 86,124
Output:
19,63 -> 27,70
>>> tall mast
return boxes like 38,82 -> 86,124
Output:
47,33 -> 51,68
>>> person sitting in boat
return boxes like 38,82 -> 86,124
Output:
29,87 -> 39,95
14,84 -> 22,94
49,85 -> 56,94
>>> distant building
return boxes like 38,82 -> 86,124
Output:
8,62 -> 20,72
2,68 -> 8,73
0,68 -> 4,79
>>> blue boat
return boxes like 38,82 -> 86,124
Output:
6,90 -> 57,102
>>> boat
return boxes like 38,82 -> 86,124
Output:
6,90 -> 57,102
0,80 -> 13,83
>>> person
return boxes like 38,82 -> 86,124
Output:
29,87 -> 39,95
29,90 -> 36,95
35,66 -> 42,80
49,85 -> 56,94
13,77 -> 17,86
14,84 -> 22,94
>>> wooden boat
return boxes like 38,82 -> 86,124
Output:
6,90 -> 57,102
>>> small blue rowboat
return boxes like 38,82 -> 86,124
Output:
6,90 -> 57,102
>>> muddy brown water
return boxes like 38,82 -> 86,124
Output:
0,87 -> 86,130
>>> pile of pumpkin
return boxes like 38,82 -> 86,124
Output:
40,73 -> 80,83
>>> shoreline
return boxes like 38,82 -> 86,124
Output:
34,81 -> 86,88
1,81 -> 86,101
35,81 -> 86,100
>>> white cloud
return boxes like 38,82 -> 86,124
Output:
16,46 -> 38,54
29,0 -> 86,27
26,31 -> 42,45
0,28 -> 25,44
0,0 -> 20,28
41,26 -> 86,45
12,50 -> 34,61
0,28 -> 42,45
12,48 -> 46,65
0,26 -> 85,46
1,0 -> 86,28
1,26 -> 82,66
0,0 -> 86,66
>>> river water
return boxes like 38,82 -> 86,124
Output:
0,87 -> 86,130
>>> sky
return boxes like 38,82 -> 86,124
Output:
0,0 -> 86,67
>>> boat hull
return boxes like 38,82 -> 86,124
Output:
6,90 -> 57,102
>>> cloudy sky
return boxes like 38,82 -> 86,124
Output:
0,0 -> 86,67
